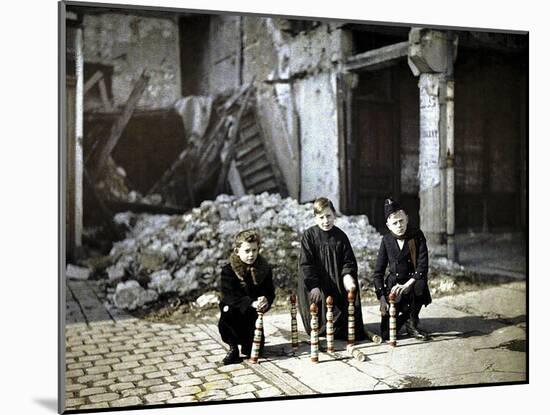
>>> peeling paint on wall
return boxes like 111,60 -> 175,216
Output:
237,18 -> 347,203
295,72 -> 340,208
418,73 -> 440,191
83,14 -> 180,109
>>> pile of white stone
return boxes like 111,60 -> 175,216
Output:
106,193 -> 382,310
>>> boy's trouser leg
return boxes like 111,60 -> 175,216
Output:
409,279 -> 428,326
218,309 -> 240,346
218,306 -> 256,348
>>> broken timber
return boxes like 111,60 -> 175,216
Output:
107,200 -> 185,215
145,84 -> 253,197
233,105 -> 288,196
215,79 -> 256,193
88,71 -> 149,181
83,71 -> 103,95
146,116 -> 229,196
344,41 -> 409,72
148,79 -> 287,203
83,70 -> 113,111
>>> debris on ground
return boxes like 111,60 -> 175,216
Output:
66,264 -> 92,280
78,192 -> 487,312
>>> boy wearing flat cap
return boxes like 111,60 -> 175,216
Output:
373,198 -> 432,340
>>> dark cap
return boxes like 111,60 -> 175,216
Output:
384,198 -> 403,221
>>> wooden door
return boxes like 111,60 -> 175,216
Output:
352,69 -> 400,231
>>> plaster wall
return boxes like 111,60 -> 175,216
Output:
82,13 -> 180,109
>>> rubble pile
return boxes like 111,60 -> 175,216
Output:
102,193 -> 381,310
82,192 -> 472,311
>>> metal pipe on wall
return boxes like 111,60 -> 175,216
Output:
445,31 -> 457,262
446,80 -> 456,261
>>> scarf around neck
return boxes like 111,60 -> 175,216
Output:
229,252 -> 270,285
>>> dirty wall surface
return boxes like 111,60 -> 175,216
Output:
82,13 -> 180,109
205,17 -> 352,204
295,73 -> 340,205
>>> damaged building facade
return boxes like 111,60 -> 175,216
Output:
64,5 -> 527,261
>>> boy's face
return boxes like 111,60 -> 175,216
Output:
386,210 -> 408,236
314,207 -> 335,232
235,241 -> 259,265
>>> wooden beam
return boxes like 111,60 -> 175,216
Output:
98,78 -> 113,111
216,80 -> 255,193
227,161 -> 246,196
83,70 -> 103,95
107,200 -> 186,215
88,72 -> 149,181
344,41 -> 409,72
146,148 -> 191,195
146,85 -> 249,197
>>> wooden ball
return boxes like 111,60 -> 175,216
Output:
389,292 -> 396,302
326,296 -> 333,306
310,303 -> 318,313
290,294 -> 296,304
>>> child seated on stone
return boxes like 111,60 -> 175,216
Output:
218,229 -> 275,365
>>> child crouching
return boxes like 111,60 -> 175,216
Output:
218,229 -> 275,365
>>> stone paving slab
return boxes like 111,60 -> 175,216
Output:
64,280 -> 526,412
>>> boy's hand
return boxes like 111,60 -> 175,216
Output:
379,296 -> 389,316
309,288 -> 321,303
256,296 -> 269,313
392,279 -> 415,297
343,274 -> 356,292
402,279 -> 414,295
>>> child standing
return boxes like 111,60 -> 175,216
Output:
218,229 -> 275,365
373,198 -> 431,340
297,197 -> 365,341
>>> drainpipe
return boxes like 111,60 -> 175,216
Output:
445,31 -> 457,262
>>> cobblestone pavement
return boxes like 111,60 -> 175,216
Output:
64,281 -> 313,411
64,280 -> 526,412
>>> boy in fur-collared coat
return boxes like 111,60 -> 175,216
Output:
218,229 -> 275,365
373,198 -> 432,341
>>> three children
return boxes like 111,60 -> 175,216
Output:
217,197 -> 430,365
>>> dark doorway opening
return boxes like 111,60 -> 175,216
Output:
349,63 -> 419,232
454,48 -> 527,232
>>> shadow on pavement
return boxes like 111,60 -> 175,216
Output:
260,314 -> 526,360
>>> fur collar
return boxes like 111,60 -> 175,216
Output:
229,253 -> 270,285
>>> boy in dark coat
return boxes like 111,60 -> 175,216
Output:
373,198 -> 432,341
297,197 -> 365,341
218,229 -> 275,365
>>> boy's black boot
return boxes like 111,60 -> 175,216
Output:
405,319 -> 429,340
222,345 -> 242,365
